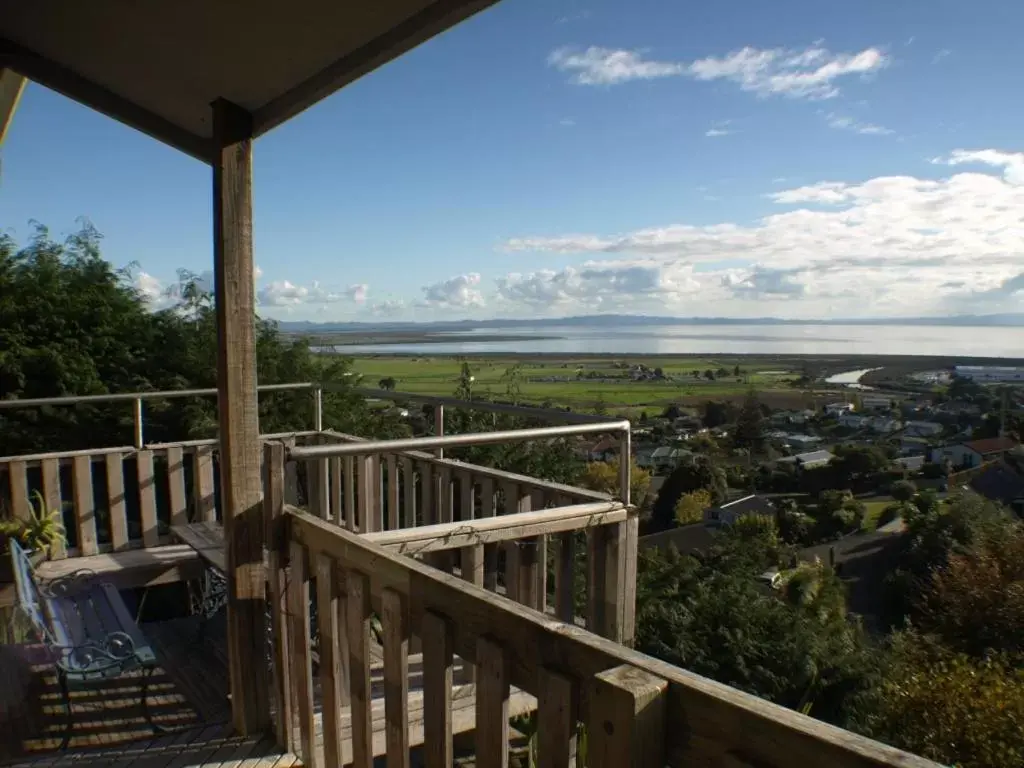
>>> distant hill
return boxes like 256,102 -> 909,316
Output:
277,312 -> 1024,334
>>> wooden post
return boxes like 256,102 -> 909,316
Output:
587,665 -> 668,768
212,97 -> 269,734
0,69 -> 27,147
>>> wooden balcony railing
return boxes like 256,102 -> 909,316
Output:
270,507 -> 939,768
0,382 -> 626,564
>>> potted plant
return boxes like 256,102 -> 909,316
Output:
0,491 -> 67,581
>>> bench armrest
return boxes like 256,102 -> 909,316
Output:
52,630 -> 139,675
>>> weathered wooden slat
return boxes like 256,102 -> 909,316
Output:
401,457 -> 416,529
136,449 -> 159,548
72,454 -> 98,556
537,667 -> 576,768
476,636 -> 510,768
421,610 -> 453,768
347,569 -> 374,768
308,458 -> 328,520
359,456 -> 381,533
264,443 -> 293,751
105,453 -> 129,551
7,459 -> 29,522
317,553 -> 345,768
194,445 -> 216,522
386,454 -> 399,531
344,456 -> 356,531
166,445 -> 189,529
518,537 -> 541,611
287,541 -> 317,767
622,513 -> 639,647
554,531 -> 577,623
330,456 -> 343,523
480,477 -> 498,592
382,588 -> 410,768
40,457 -> 65,559
420,462 -> 434,527
588,665 -> 667,768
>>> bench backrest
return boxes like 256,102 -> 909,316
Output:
9,539 -> 50,641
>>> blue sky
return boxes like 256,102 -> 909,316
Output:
3,0 -> 1024,321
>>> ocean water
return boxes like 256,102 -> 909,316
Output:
334,324 -> 1024,358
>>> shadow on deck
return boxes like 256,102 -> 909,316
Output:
0,615 -> 239,762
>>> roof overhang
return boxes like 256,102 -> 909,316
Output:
0,0 -> 498,162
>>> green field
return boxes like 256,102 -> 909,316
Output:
347,356 -> 818,412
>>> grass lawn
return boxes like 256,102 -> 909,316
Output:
861,499 -> 894,531
347,355 -> 809,410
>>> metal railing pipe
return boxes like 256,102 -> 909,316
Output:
289,420 -> 631,460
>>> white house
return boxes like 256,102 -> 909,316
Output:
929,437 -> 1020,469
861,394 -> 896,411
826,402 -> 855,416
776,450 -> 836,470
838,412 -> 866,428
954,366 -> 1024,383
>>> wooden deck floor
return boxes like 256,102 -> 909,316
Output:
0,615 -> 235,761
0,612 -> 536,768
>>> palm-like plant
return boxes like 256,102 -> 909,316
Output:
0,490 -> 67,556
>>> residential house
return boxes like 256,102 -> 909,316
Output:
930,436 -> 1021,469
825,402 -> 855,416
903,420 -> 944,438
776,450 -> 836,470
649,446 -> 693,472
706,494 -> 776,525
861,394 -> 897,411
586,436 -> 619,463
638,522 -> 723,556
954,365 -> 1024,382
786,434 -> 823,450
967,452 -> 1024,516
838,412 -> 866,429
899,435 -> 932,456
893,455 -> 925,472
839,413 -> 901,433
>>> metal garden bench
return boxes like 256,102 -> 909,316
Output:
8,539 -> 167,749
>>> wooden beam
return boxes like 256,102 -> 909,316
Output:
213,96 -> 269,734
253,0 -> 499,136
0,37 -> 210,162
0,68 -> 26,146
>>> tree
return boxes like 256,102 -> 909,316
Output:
917,522 -> 1024,657
703,369 -> 716,381
378,376 -> 396,391
635,529 -> 877,726
732,389 -> 766,452
702,400 -> 734,428
733,364 -> 741,377
674,489 -> 712,524
653,366 -> 664,379
858,632 -> 1024,768
650,457 -> 727,531
578,457 -> 652,507
0,223 -> 403,453
890,479 -> 916,502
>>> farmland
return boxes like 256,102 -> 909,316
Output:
347,355 -> 843,414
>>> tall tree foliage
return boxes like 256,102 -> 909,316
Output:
0,223 -> 400,454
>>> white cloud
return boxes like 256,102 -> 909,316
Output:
421,273 -> 485,308
371,299 -> 406,316
500,151 -> 1024,317
548,47 -> 684,85
933,49 -> 951,64
705,120 -> 736,138
496,260 -> 701,310
258,280 -> 369,307
826,113 -> 894,136
689,44 -> 888,99
549,43 -> 888,99
932,149 -> 1024,186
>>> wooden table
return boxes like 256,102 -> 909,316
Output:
170,522 -> 226,574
